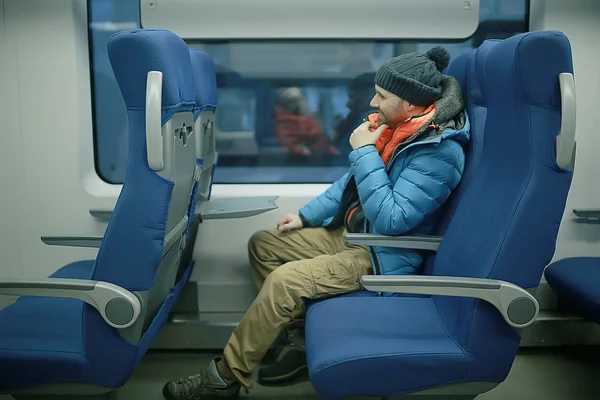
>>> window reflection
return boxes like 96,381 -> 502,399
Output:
88,0 -> 529,184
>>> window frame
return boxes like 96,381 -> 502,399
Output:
86,0 -> 530,186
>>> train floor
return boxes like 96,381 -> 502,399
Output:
3,347 -> 600,399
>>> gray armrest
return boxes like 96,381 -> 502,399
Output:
573,209 -> 600,221
361,275 -> 538,329
346,233 -> 442,251
555,73 -> 577,171
40,236 -> 103,248
0,278 -> 141,329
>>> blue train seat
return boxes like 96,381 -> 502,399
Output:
545,256 -> 600,324
0,29 -> 210,399
189,49 -> 218,203
305,30 -> 576,400
178,48 -> 219,271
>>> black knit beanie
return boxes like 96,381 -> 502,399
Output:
374,46 -> 451,106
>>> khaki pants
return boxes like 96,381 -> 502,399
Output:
223,227 -> 373,389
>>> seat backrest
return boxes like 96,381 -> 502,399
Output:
189,49 -> 218,202
432,31 -> 574,379
177,49 -> 219,278
420,44 -> 492,275
88,29 -> 198,343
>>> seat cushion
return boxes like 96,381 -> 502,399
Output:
306,290 -> 426,307
305,290 -> 379,309
0,258 -> 196,391
0,297 -> 86,388
545,257 -> 600,323
305,296 -> 467,399
50,260 -> 95,279
0,260 -> 96,389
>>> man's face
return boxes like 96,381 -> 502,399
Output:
369,85 -> 411,127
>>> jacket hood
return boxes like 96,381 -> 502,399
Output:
411,75 -> 470,145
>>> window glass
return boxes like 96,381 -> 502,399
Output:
88,0 -> 529,184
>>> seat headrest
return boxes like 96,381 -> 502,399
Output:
189,49 -> 218,119
471,40 -> 499,105
445,49 -> 470,93
107,29 -> 196,122
485,31 -> 573,111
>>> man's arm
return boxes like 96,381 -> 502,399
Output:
298,172 -> 350,227
349,142 -> 464,235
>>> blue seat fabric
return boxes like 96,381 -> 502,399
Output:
189,49 -> 218,120
545,258 -> 600,323
186,48 -> 218,230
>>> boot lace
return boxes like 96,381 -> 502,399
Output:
172,371 -> 206,397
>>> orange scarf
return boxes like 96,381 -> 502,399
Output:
368,104 -> 436,165
345,105 -> 438,228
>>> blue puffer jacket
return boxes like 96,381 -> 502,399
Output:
299,76 -> 470,283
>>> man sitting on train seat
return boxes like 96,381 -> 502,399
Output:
162,46 -> 469,400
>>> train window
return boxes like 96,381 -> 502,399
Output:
88,0 -> 529,184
